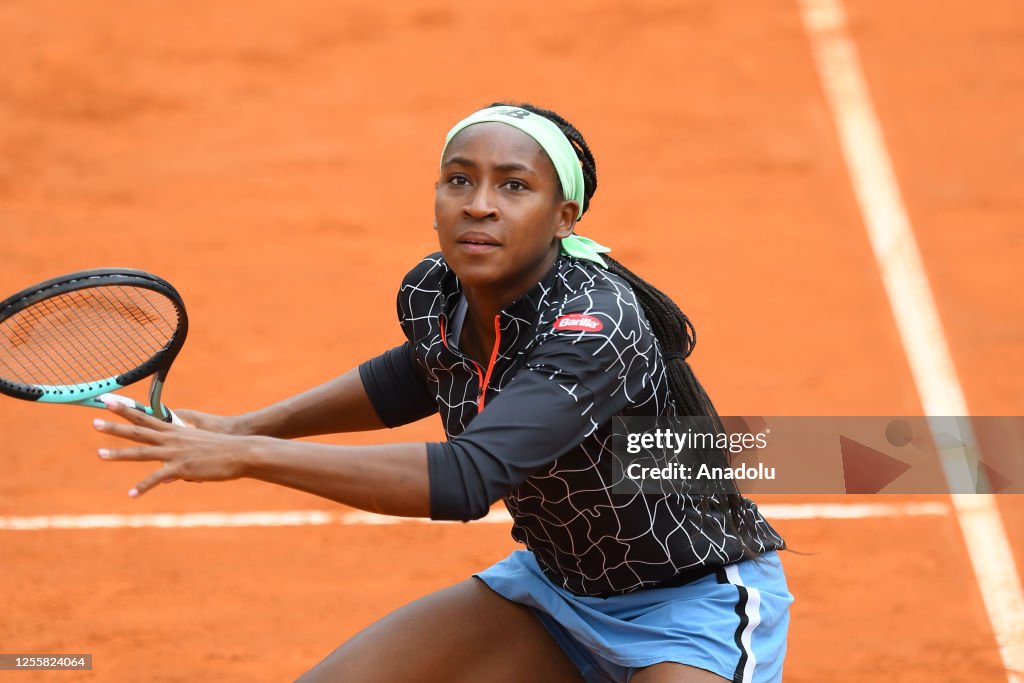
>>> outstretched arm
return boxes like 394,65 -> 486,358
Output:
95,398 -> 430,517
185,366 -> 388,439
178,343 -> 438,439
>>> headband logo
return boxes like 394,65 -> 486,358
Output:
495,108 -> 530,120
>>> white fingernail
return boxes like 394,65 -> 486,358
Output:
93,419 -> 105,429
128,488 -> 139,498
98,449 -> 110,458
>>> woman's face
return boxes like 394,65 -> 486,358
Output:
435,122 -> 578,296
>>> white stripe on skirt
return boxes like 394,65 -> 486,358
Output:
725,564 -> 763,682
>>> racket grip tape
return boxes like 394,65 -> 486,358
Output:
96,393 -> 186,427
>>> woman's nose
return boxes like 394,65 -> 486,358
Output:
463,186 -> 499,220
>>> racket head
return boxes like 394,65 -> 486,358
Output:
0,269 -> 188,408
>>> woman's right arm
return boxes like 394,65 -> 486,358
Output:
177,343 -> 439,439
176,366 -> 385,438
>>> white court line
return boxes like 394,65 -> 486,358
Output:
0,502 -> 950,531
798,1 -> 1024,680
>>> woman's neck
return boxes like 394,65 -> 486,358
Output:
458,246 -> 559,364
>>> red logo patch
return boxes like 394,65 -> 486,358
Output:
553,313 -> 604,332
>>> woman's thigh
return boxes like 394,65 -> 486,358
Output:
295,577 -> 583,683
630,662 -> 730,683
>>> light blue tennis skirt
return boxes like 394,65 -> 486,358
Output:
475,550 -> 793,683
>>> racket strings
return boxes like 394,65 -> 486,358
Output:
2,300 -> 83,386
74,288 -> 164,371
35,295 -> 125,384
0,285 -> 180,390
0,301 -> 122,388
1,297 -> 92,385
36,290 -> 145,386
7,293 -> 136,384
48,287 -> 176,372
0,290 -> 174,388
101,286 -> 177,352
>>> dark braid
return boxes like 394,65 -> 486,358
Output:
490,101 -> 758,558
605,255 -> 720,420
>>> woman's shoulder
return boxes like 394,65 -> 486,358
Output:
392,253 -> 457,337
539,257 -> 653,342
398,252 -> 449,289
554,256 -> 636,299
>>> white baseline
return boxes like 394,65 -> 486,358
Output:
0,502 -> 950,531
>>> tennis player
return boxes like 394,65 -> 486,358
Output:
95,103 -> 793,682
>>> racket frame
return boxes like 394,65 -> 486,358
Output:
0,268 -> 188,423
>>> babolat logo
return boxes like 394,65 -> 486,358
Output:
553,313 -> 604,332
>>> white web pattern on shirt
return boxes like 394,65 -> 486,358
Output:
398,254 -> 786,596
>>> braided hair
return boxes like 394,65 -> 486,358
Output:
488,101 -> 757,557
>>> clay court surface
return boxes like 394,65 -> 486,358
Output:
1,0 -> 1021,680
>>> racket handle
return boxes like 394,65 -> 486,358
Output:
96,393 -> 186,427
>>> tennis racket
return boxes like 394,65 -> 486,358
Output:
0,268 -> 188,425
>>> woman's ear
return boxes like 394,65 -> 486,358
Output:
554,201 -> 580,239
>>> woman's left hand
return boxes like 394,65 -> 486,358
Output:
94,398 -> 259,498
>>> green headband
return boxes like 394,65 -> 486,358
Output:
442,106 -> 585,219
441,106 -> 611,267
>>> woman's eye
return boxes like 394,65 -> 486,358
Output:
448,175 -> 470,186
504,180 -> 526,191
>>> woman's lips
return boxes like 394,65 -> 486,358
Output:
458,241 -> 500,253
457,232 -> 500,253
